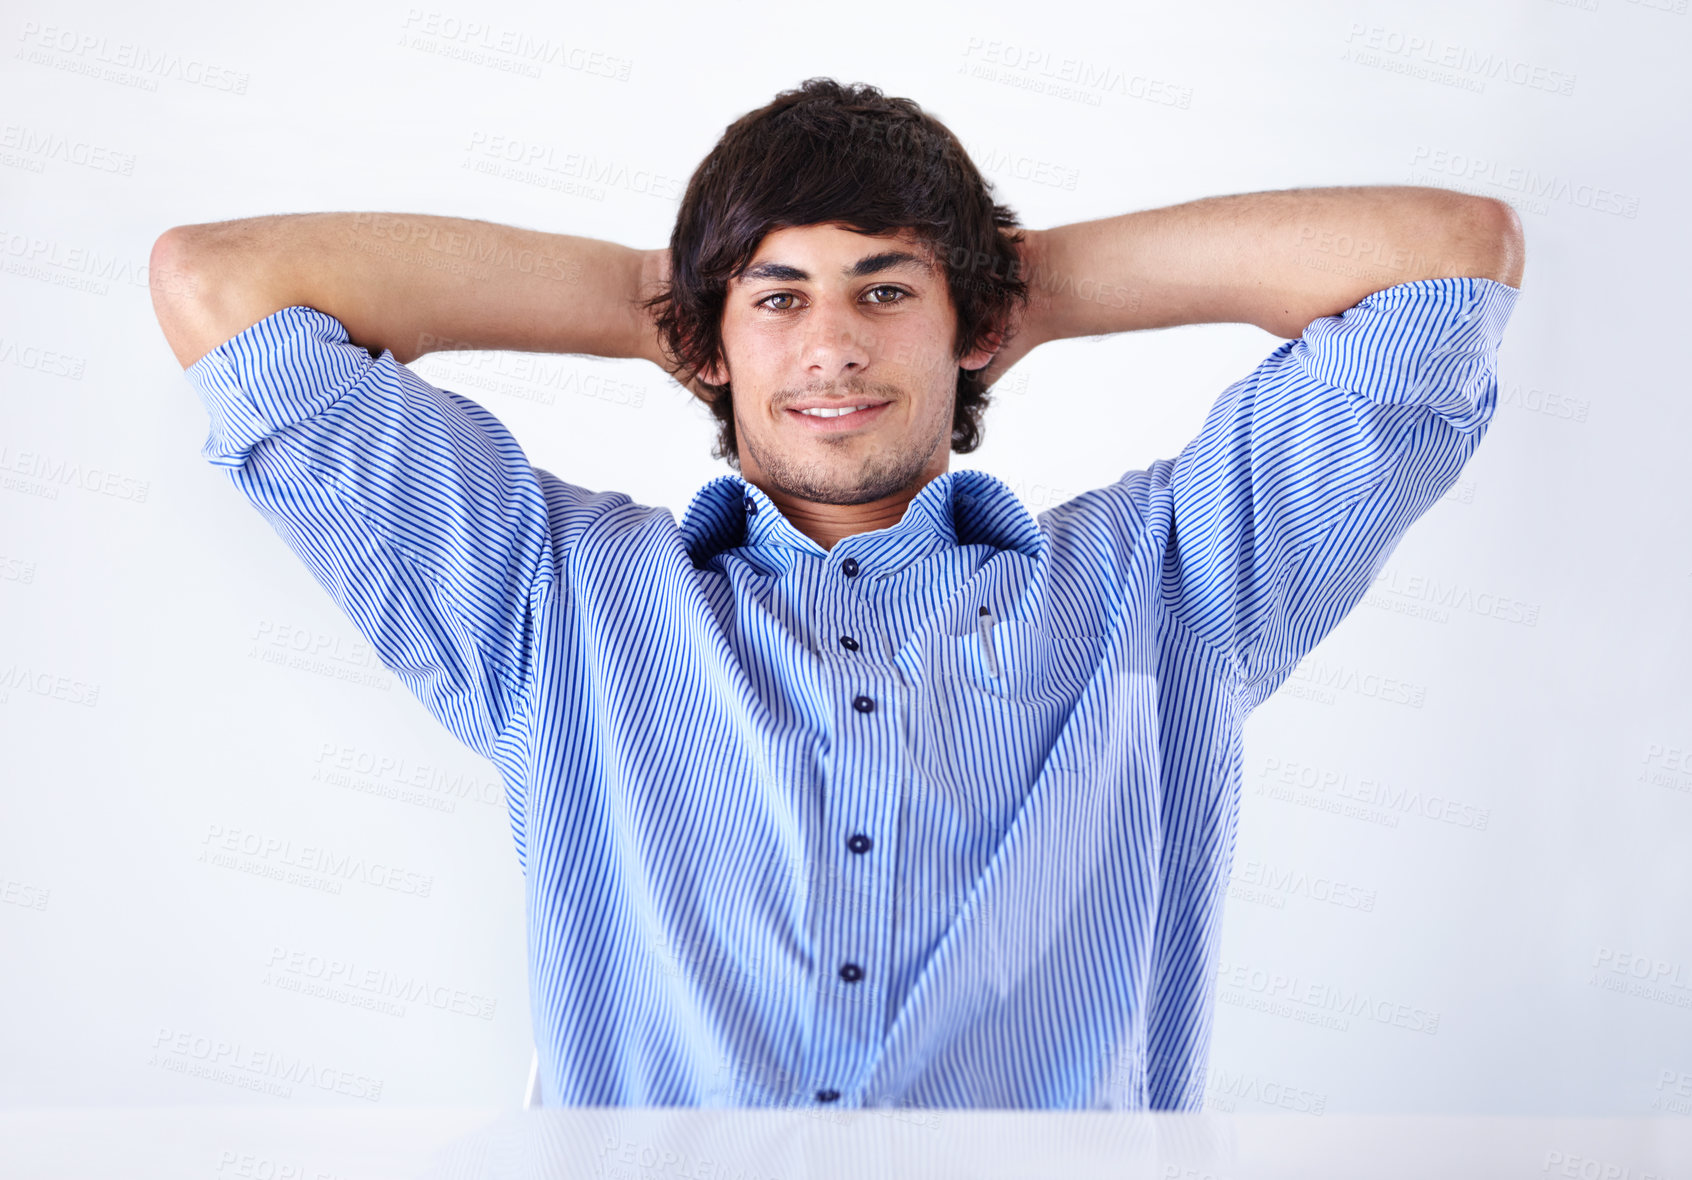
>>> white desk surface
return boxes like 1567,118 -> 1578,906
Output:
2,1108 -> 1688,1179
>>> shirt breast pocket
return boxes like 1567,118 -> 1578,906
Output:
918,620 -> 1108,807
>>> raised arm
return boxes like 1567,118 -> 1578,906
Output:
1025,185 -> 1525,703
150,215 -> 686,845
149,212 -> 656,368
976,185 -> 1524,388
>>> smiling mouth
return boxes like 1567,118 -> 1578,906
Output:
795,404 -> 876,418
785,401 -> 892,431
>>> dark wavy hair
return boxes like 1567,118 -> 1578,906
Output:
639,77 -> 1032,469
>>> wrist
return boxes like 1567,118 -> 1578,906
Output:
625,247 -> 671,364
1012,227 -> 1055,351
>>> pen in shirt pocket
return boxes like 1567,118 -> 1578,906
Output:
977,605 -> 1001,679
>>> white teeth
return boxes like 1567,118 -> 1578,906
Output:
798,405 -> 873,418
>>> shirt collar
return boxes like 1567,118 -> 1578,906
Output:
677,469 -> 1048,572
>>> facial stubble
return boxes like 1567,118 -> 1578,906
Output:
736,382 -> 955,508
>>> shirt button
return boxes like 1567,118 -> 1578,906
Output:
847,833 -> 872,854
743,495 -> 757,515
841,558 -> 859,577
838,635 -> 859,652
852,695 -> 874,714
839,962 -> 863,983
816,1088 -> 841,1103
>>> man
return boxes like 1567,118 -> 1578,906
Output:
150,78 -> 1524,1111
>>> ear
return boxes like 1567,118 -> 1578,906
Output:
661,338 -> 725,403
958,326 -> 1004,373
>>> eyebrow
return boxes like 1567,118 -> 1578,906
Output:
734,250 -> 936,285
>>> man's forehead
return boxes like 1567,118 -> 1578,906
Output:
734,224 -> 941,284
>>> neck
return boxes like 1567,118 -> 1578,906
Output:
754,475 -> 942,551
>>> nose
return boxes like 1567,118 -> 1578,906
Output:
799,297 -> 872,377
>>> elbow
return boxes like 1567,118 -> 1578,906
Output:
149,221 -> 306,368
149,228 -> 215,368
149,225 -> 204,291
1466,198 -> 1526,290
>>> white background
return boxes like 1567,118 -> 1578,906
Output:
2,0 -> 1688,1115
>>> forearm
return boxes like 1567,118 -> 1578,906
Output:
1026,185 -> 1524,342
150,212 -> 648,368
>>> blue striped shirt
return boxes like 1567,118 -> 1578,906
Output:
183,274 -> 1519,1110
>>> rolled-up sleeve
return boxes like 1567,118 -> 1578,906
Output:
184,306 -> 558,764
1157,276 -> 1521,707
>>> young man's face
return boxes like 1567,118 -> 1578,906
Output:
700,221 -> 997,507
